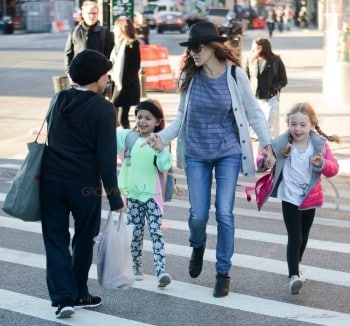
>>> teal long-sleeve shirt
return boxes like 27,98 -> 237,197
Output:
116,128 -> 172,204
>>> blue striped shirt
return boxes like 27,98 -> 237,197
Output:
185,69 -> 241,160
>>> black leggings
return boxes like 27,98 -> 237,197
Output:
281,201 -> 315,277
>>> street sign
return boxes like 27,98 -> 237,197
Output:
111,0 -> 134,25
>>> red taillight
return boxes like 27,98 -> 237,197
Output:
176,18 -> 183,24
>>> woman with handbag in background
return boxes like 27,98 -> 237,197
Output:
110,17 -> 141,129
40,50 -> 123,318
246,38 -> 287,137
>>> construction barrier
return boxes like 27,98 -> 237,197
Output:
13,17 -> 21,30
140,44 -> 176,92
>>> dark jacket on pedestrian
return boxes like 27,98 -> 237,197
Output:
41,88 -> 123,210
64,22 -> 115,74
112,39 -> 141,107
246,56 -> 287,99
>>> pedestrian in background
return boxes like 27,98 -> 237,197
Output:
40,50 -> 124,318
64,1 -> 114,78
261,103 -> 340,295
110,17 -> 141,129
144,22 -> 275,298
275,5 -> 285,32
134,12 -> 150,45
265,4 -> 277,37
284,5 -> 294,31
246,38 -> 287,138
116,99 -> 172,287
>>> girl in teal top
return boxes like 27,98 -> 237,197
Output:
116,99 -> 172,287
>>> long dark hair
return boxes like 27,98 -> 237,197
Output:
178,41 -> 240,92
254,38 -> 278,62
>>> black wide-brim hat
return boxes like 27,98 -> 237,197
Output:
179,21 -> 227,46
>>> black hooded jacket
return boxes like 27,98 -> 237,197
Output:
41,88 -> 123,210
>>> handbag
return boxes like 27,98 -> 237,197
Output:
245,168 -> 275,211
94,212 -> 134,289
164,167 -> 174,202
2,93 -> 59,221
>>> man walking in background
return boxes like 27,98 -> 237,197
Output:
64,1 -> 114,78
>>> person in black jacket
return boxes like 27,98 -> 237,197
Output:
64,1 -> 114,77
40,50 -> 124,319
246,38 -> 287,137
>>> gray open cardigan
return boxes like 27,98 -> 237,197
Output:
158,64 -> 272,177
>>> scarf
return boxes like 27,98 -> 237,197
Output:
110,38 -> 126,94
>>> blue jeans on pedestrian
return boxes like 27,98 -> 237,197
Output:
185,154 -> 241,275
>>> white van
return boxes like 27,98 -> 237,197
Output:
144,1 -> 176,28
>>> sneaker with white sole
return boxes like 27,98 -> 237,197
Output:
157,272 -> 171,288
299,267 -> 306,283
290,275 -> 303,295
133,267 -> 144,281
134,271 -> 144,281
75,294 -> 102,309
55,305 -> 75,318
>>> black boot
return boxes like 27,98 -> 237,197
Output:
213,274 -> 230,298
188,245 -> 205,278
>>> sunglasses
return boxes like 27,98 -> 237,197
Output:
187,44 -> 205,54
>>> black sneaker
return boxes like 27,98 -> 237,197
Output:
55,305 -> 75,318
75,294 -> 102,309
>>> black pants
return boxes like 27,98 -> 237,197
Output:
120,106 -> 131,129
40,180 -> 101,306
267,22 -> 275,37
281,201 -> 315,277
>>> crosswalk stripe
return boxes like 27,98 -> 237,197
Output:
0,289 -> 152,325
1,215 -> 349,287
166,199 -> 350,228
1,191 -> 349,228
1,248 -> 349,326
2,210 -> 350,254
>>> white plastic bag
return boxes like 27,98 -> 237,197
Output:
94,211 -> 134,289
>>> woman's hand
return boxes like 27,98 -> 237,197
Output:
263,145 -> 276,170
142,133 -> 163,151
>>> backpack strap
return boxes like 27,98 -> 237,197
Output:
231,65 -> 237,82
124,131 -> 140,166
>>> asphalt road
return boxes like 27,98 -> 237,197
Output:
0,28 -> 350,326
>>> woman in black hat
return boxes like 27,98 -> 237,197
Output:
146,21 -> 275,298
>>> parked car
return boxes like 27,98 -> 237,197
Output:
0,16 -> 14,34
205,8 -> 230,27
155,11 -> 186,34
73,8 -> 82,26
143,1 -> 175,29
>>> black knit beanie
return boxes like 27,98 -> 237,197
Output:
69,49 -> 113,86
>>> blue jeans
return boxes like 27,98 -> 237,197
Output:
185,154 -> 241,274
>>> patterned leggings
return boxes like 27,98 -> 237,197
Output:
127,198 -> 165,276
